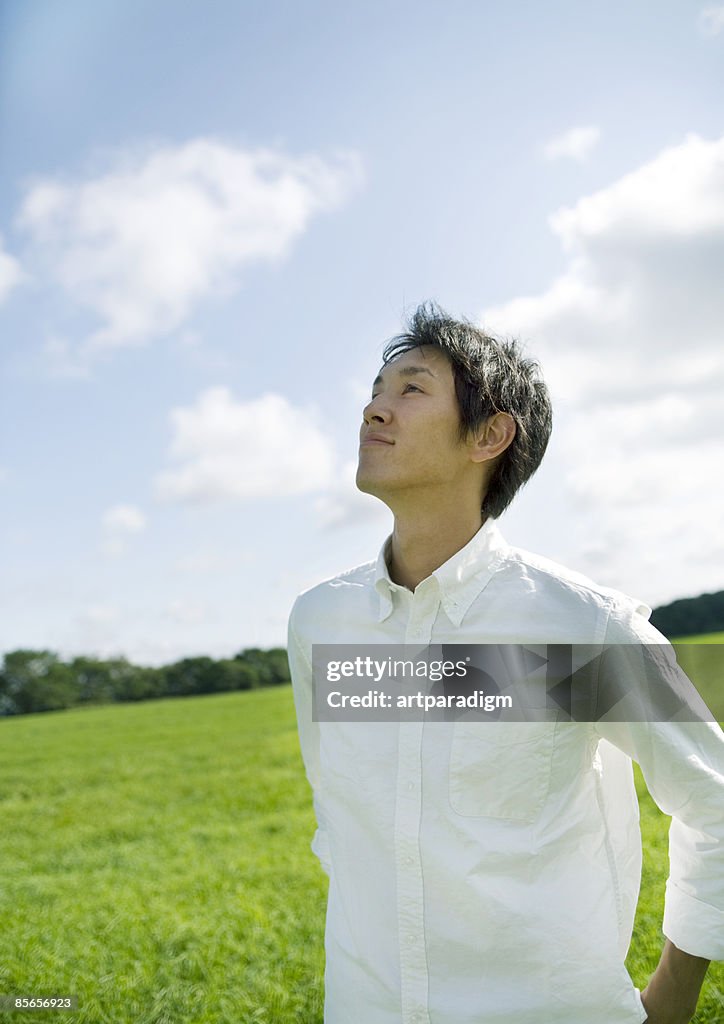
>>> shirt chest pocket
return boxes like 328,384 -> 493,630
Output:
448,720 -> 556,821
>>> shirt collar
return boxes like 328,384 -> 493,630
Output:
373,518 -> 507,625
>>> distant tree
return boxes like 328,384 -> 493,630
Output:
69,656 -> 116,704
651,590 -> 724,638
108,659 -> 166,702
0,661 -> 15,715
163,656 -> 221,697
233,647 -> 290,687
264,647 -> 291,685
232,648 -> 270,687
0,644 -> 293,717
215,659 -> 257,691
0,650 -> 77,714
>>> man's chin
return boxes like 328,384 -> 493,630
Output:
355,470 -> 387,500
355,471 -> 375,496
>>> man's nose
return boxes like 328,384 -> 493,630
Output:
362,396 -> 391,424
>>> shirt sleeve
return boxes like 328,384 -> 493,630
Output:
287,598 -> 332,877
593,604 -> 724,961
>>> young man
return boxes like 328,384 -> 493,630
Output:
287,304 -> 724,1024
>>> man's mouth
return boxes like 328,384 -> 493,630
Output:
360,434 -> 394,446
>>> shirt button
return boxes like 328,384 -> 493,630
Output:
407,781 -> 415,791
407,933 -> 416,944
405,856 -> 414,865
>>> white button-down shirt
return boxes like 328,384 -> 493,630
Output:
287,520 -> 724,1024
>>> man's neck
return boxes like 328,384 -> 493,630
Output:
388,508 -> 486,591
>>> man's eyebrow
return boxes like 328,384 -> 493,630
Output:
372,365 -> 438,387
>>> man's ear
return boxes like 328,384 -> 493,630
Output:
469,413 -> 517,464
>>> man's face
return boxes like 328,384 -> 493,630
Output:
356,346 -> 475,503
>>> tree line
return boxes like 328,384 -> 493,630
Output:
2,589 -> 722,717
0,648 -> 290,717
649,589 -> 724,640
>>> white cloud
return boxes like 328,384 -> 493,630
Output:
487,134 -> 724,359
542,126 -> 601,162
101,503 -> 147,555
698,5 -> 724,35
155,388 -> 336,503
484,133 -> 724,604
549,135 -> 724,247
0,235 -> 24,303
103,504 -> 146,533
17,138 -> 362,353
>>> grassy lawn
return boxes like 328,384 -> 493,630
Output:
0,689 -> 327,1024
627,765 -> 723,1021
674,632 -> 724,644
0,681 -> 722,1022
672,633 -> 724,720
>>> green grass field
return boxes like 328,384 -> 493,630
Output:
673,632 -> 724,644
1,668 -> 722,1022
672,634 -> 724,720
0,688 -> 327,1024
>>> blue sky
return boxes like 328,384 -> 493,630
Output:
2,0 -> 723,665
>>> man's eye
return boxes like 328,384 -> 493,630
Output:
403,383 -> 422,393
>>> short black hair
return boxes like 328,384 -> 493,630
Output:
382,302 -> 552,518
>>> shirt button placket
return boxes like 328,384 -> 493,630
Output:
395,595 -> 435,1024
395,719 -> 429,1024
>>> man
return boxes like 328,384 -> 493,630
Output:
287,303 -> 724,1023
